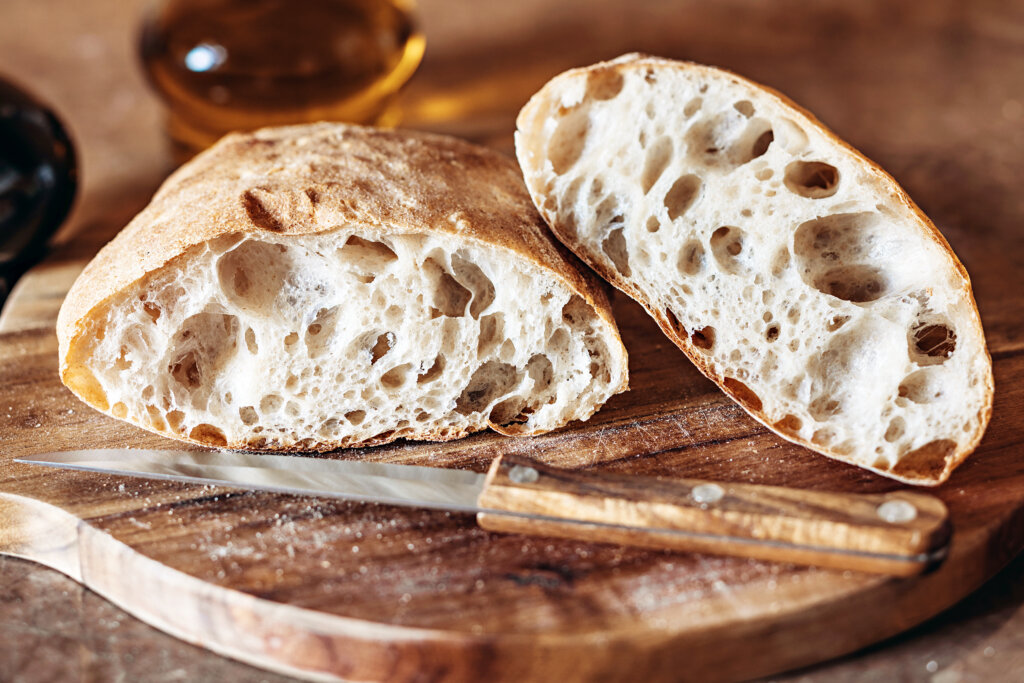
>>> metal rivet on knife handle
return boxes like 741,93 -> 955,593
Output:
508,465 -> 539,484
691,483 -> 724,505
876,500 -> 918,524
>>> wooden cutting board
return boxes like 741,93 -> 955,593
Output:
3,0 -> 1024,680
1,248 -> 1023,682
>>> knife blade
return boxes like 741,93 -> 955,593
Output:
15,449 -> 950,576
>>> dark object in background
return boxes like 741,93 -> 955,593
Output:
139,0 -> 424,162
0,77 -> 77,306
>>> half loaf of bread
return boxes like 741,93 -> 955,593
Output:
57,123 -> 628,450
515,54 -> 992,485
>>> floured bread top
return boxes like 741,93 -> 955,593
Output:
516,54 -> 993,484
58,123 -> 628,450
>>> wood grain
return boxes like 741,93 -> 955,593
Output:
477,454 -> 950,575
1,0 -> 1024,681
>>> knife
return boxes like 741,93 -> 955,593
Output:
15,449 -> 950,576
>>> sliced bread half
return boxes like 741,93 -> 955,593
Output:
58,123 -> 628,451
515,54 -> 992,485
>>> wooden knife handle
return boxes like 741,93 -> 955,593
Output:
476,454 -> 950,576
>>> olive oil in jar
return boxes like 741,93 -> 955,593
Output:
139,0 -> 424,160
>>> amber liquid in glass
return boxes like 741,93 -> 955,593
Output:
140,0 -> 424,160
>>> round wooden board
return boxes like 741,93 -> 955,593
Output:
1,278 -> 1023,682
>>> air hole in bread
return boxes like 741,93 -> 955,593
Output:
217,240 -> 290,312
527,353 -> 554,394
691,326 -> 715,352
710,226 -> 747,274
561,295 -> 592,327
239,406 -> 258,425
809,396 -> 841,420
304,306 -> 339,358
189,423 -> 227,447
345,410 -> 366,426
765,323 -> 780,342
244,327 -> 258,354
723,377 -> 762,411
827,315 -> 849,332
112,402 -> 128,418
549,110 -> 589,175
911,323 -> 956,364
594,194 -> 623,230
814,265 -> 888,303
370,332 -> 394,364
665,308 -> 686,338
898,369 -> 942,403
417,355 -> 445,384
750,130 -> 774,160
285,401 -> 301,418
425,258 -> 472,317
381,364 -> 412,389
771,247 -> 791,277
774,414 -> 802,436
490,396 -> 529,425
784,161 -> 840,198
166,410 -> 185,432
499,339 -> 516,362
755,168 -> 773,181
646,216 -> 660,233
559,177 -> 585,239
585,67 -> 625,101
641,136 -> 673,194
794,213 -> 890,302
143,301 -> 161,322
451,253 -> 495,319
260,394 -> 283,413
683,97 -> 702,117
338,236 -> 397,283
477,313 -> 505,357
890,439 -> 957,479
602,227 -> 631,276
884,416 -> 906,442
114,346 -> 132,371
284,331 -> 299,347
733,100 -> 755,117
812,427 -> 835,446
146,404 -> 165,430
455,361 -> 520,415
664,174 -> 701,220
547,327 -> 570,353
168,312 -> 239,392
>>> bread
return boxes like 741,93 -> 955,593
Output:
515,54 -> 992,485
57,123 -> 628,451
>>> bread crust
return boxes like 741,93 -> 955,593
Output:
516,54 -> 993,486
58,123 -> 629,450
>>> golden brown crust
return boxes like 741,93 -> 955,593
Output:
58,123 -> 628,450
518,54 -> 993,486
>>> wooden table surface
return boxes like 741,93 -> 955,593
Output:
2,0 -> 1023,680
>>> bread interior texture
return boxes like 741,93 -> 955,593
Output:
516,57 -> 991,482
65,228 -> 620,449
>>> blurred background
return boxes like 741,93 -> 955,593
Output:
1,0 -> 1023,680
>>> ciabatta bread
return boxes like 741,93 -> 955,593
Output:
515,54 -> 992,485
58,123 -> 628,451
